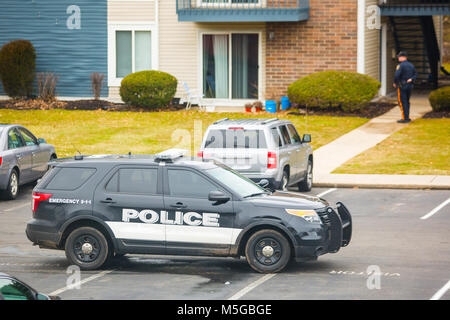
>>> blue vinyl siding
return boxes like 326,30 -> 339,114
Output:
0,0 -> 107,97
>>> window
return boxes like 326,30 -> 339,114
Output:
287,124 -> 301,144
204,129 -> 267,149
46,168 -> 96,190
0,278 -> 35,300
203,33 -> 259,100
279,126 -> 291,145
271,127 -> 282,147
18,128 -> 37,146
167,169 -> 217,198
109,24 -> 157,86
207,166 -> 265,199
106,168 -> 158,194
8,129 -> 24,150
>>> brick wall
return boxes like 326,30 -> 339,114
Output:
265,0 -> 358,99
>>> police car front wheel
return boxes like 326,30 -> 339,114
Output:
65,227 -> 110,270
245,230 -> 291,273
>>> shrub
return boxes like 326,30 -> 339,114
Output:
37,72 -> 58,101
287,71 -> 380,112
91,72 -> 105,100
0,40 -> 36,98
429,86 -> 450,112
120,70 -> 178,109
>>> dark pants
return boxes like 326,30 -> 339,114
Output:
397,84 -> 413,120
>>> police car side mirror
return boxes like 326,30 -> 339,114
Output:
208,191 -> 230,203
258,179 -> 270,188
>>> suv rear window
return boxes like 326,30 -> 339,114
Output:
204,129 -> 267,149
45,167 -> 96,190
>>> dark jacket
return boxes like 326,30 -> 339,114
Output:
394,60 -> 417,87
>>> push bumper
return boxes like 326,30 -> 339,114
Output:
293,202 -> 352,262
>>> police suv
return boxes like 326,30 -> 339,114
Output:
26,150 -> 352,273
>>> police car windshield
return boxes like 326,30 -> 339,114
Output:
206,166 -> 268,198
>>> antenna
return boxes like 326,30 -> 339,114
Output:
72,144 -> 82,155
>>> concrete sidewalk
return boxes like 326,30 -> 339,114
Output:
312,94 -> 450,189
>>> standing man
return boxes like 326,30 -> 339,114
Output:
393,51 -> 417,123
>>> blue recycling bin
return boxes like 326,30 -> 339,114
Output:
281,96 -> 291,110
265,100 -> 277,113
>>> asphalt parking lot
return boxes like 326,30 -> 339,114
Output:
0,184 -> 448,300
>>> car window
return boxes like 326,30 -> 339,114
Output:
287,124 -> 301,144
167,169 -> 217,198
8,129 -> 24,150
18,128 -> 37,146
0,278 -> 35,300
270,127 -> 282,147
279,125 -> 291,145
107,168 -> 158,194
207,166 -> 265,198
45,167 -> 96,190
204,129 -> 267,149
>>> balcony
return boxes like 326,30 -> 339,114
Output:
176,0 -> 310,22
378,0 -> 450,16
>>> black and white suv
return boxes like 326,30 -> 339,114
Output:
26,150 -> 352,273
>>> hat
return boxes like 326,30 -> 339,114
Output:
397,51 -> 408,58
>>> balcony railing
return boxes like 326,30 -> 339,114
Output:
176,0 -> 310,22
379,0 -> 450,15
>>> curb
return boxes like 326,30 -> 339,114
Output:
313,182 -> 450,190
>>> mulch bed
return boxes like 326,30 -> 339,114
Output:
0,99 -> 185,112
287,102 -> 396,119
422,110 -> 450,119
0,99 -> 396,118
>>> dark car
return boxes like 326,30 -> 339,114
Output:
26,150 -> 352,273
0,124 -> 57,200
0,272 -> 59,300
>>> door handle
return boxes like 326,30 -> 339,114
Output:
16,154 -> 23,160
100,198 -> 116,204
170,202 -> 187,209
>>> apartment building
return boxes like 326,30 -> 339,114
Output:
0,1 -> 448,107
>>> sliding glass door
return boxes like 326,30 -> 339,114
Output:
203,33 -> 259,100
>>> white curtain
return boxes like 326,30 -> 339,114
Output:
135,31 -> 152,71
213,35 -> 229,99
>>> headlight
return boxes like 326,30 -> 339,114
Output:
285,209 -> 321,224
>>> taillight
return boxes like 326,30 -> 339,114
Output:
268,152 -> 277,169
0,156 -> 2,167
32,192 -> 52,213
228,127 -> 244,130
197,151 -> 204,158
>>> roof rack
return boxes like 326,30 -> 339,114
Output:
155,149 -> 188,163
213,117 -> 229,125
261,118 -> 279,125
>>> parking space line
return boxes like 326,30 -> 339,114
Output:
430,280 -> 450,300
48,269 -> 115,296
4,202 -> 30,212
420,198 -> 450,220
316,188 -> 337,198
227,274 -> 276,300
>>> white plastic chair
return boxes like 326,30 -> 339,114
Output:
183,82 -> 205,110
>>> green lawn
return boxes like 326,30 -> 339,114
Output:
334,118 -> 450,175
0,109 -> 368,158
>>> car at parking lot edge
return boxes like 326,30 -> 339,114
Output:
0,124 -> 56,200
26,150 -> 352,273
198,118 -> 313,192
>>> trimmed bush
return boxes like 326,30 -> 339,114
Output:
0,40 -> 36,98
120,70 -> 177,109
429,86 -> 450,112
287,71 -> 380,112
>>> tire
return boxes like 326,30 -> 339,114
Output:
65,227 -> 110,270
298,159 -> 313,192
2,170 -> 19,200
279,170 -> 289,191
245,229 -> 291,273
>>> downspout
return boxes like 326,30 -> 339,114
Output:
357,0 -> 366,74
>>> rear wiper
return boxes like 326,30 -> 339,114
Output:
243,191 -> 271,198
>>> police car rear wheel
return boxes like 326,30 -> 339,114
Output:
245,230 -> 291,273
65,227 -> 109,270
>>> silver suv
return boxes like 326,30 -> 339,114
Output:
198,118 -> 313,191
